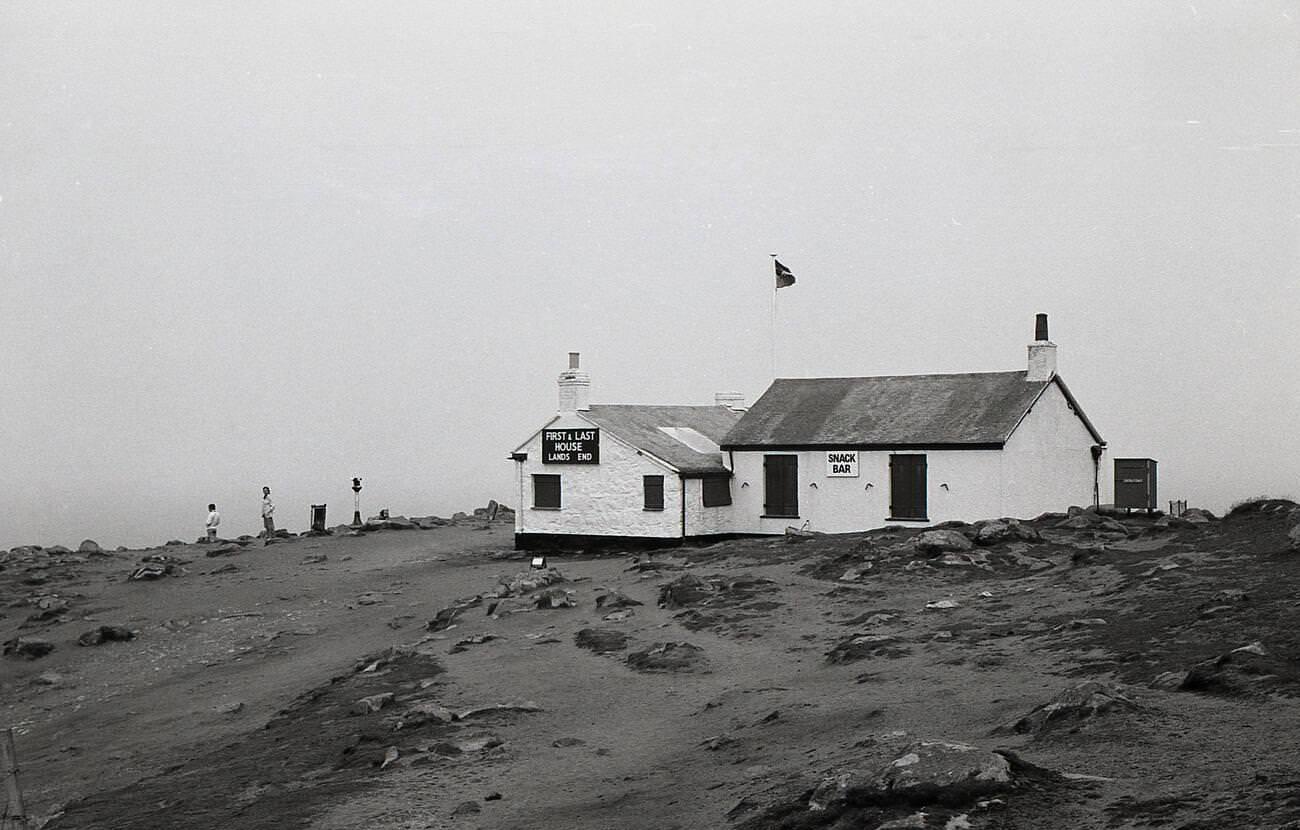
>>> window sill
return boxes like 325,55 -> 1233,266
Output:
761,514 -> 800,520
643,507 -> 665,512
531,506 -> 561,511
887,516 -> 929,523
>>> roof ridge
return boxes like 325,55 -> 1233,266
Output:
774,369 -> 1031,382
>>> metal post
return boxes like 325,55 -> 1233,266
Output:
1,729 -> 30,830
351,477 -> 363,527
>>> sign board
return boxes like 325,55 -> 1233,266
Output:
825,450 -> 859,477
542,428 -> 600,464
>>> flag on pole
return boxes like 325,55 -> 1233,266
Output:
774,258 -> 796,289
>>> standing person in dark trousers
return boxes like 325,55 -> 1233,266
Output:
261,487 -> 276,545
206,503 -> 220,543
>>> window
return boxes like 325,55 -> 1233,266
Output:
643,475 -> 665,511
763,455 -> 798,518
702,476 -> 732,507
889,455 -> 927,520
532,474 -> 561,509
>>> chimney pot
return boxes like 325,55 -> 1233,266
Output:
1035,313 -> 1049,342
1026,315 -> 1057,382
557,353 -> 591,412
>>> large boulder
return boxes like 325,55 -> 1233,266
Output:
77,539 -> 103,554
974,519 -> 1042,546
1288,523 -> 1300,553
809,739 -> 1013,811
914,530 -> 974,555
996,681 -> 1138,734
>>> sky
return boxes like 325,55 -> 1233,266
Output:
1,1 -> 1297,550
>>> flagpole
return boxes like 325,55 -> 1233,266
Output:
769,254 -> 778,379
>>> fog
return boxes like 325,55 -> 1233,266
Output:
2,2 -> 1297,549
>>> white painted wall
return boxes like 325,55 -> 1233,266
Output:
513,413 -> 684,539
727,381 -> 1104,534
1000,381 -> 1102,518
728,448 -> 1006,534
683,477 -> 736,537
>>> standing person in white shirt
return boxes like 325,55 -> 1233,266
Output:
261,487 -> 276,545
206,503 -> 221,543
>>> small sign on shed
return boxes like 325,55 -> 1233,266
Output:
825,450 -> 859,477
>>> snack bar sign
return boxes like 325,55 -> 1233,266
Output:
826,450 -> 859,477
542,428 -> 600,464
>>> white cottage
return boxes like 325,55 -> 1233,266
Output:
510,353 -> 744,549
510,316 -> 1106,548
721,315 -> 1106,533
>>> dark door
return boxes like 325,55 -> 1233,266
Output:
890,454 -> 927,520
763,455 -> 799,517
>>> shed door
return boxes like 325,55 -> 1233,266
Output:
763,455 -> 799,518
889,454 -> 927,520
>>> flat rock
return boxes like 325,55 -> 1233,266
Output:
997,681 -> 1138,734
1179,641 -> 1300,696
498,568 -> 566,597
3,637 -> 55,660
204,544 -> 243,558
449,634 -> 499,653
456,702 -> 542,720
657,573 -> 715,608
594,590 -> 643,610
77,625 -> 135,646
533,587 -> 576,609
826,634 -> 908,664
809,739 -> 1013,811
395,701 -> 454,729
351,692 -> 396,715
574,628 -> 630,653
626,641 -> 707,673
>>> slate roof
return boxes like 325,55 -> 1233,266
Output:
721,371 -> 1103,449
581,405 -> 742,475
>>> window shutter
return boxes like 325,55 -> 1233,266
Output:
702,477 -> 732,507
643,475 -> 665,511
532,474 -> 561,509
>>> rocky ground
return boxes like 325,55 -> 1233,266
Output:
3,500 -> 1300,830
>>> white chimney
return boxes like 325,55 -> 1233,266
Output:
714,391 -> 747,411
557,352 -> 591,412
1026,313 -> 1057,382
